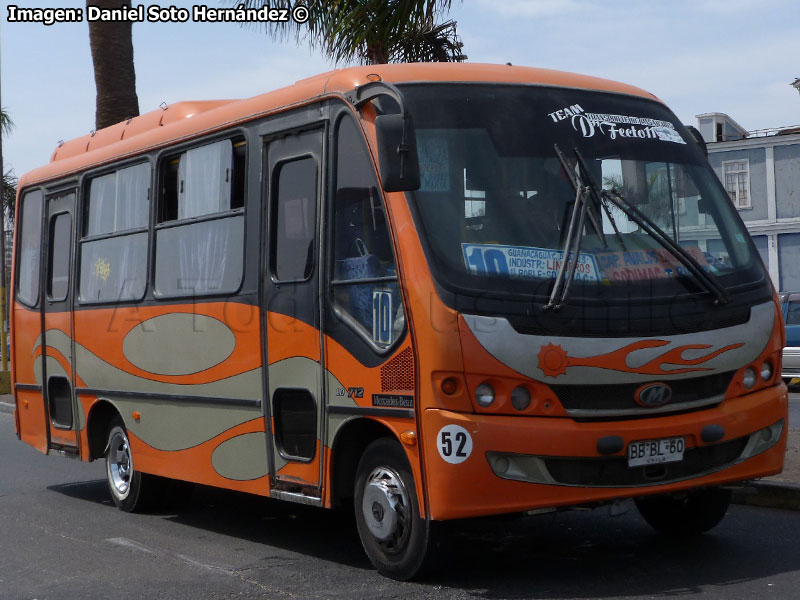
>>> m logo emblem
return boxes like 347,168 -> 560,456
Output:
635,383 -> 673,408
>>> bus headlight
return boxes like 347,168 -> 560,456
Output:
510,386 -> 531,411
761,360 -> 774,382
475,382 -> 495,407
742,367 -> 757,389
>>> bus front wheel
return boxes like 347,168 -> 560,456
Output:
104,417 -> 160,512
635,487 -> 732,535
354,438 -> 437,580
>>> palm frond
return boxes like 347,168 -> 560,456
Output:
226,0 -> 463,64
387,18 -> 466,63
0,108 -> 13,137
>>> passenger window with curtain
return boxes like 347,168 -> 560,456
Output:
155,138 -> 246,296
273,157 -> 317,281
331,115 -> 404,348
80,162 -> 150,303
17,190 -> 43,307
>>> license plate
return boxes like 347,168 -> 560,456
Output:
627,436 -> 685,467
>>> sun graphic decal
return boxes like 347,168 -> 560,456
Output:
537,343 -> 569,378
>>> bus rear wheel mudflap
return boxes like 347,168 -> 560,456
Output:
634,486 -> 732,535
354,437 -> 440,580
104,416 -> 165,512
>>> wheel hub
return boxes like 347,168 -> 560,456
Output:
362,467 -> 408,543
108,430 -> 132,497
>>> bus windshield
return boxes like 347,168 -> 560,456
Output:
400,84 -> 765,301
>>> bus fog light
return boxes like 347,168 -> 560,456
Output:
511,386 -> 531,411
475,382 -> 495,407
741,419 -> 783,459
761,360 -> 773,382
493,456 -> 510,475
743,368 -> 757,389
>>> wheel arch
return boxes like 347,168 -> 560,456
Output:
86,399 -> 122,460
329,417 -> 401,509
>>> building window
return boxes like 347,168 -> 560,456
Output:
722,159 -> 751,209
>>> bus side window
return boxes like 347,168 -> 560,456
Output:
154,138 -> 245,297
16,190 -> 44,307
331,114 -> 404,347
79,162 -> 149,303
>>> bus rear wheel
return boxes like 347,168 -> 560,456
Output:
354,438 -> 437,580
635,487 -> 732,535
105,417 -> 160,512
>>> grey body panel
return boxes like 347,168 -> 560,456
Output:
463,301 -> 774,385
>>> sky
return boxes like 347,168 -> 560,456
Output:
2,0 -> 799,179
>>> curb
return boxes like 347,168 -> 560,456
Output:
0,401 -> 14,415
731,480 -> 800,511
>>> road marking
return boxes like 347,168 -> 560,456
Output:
106,537 -> 236,575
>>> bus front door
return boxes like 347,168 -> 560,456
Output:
40,191 -> 79,453
264,127 -> 326,499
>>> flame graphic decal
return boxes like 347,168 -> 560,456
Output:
537,339 -> 744,378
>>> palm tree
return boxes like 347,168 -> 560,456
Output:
1,108 -> 15,224
234,0 -> 466,64
87,0 -> 139,129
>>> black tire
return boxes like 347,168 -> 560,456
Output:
354,438 -> 438,580
635,487 -> 732,535
104,416 -> 162,512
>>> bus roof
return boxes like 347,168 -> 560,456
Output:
19,63 -> 659,188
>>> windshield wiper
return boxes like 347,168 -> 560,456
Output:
572,149 -> 729,306
546,145 -> 601,310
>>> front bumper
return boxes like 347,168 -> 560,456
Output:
422,384 -> 788,520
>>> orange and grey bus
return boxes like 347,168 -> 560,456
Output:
11,64 -> 787,579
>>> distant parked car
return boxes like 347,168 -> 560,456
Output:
779,292 -> 800,384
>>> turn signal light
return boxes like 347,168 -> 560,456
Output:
441,377 -> 459,395
400,431 -> 417,446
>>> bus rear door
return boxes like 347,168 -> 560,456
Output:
41,190 -> 79,453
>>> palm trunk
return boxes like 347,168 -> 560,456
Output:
87,0 -> 140,130
365,42 -> 389,64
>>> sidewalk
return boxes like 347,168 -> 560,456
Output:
0,393 -> 798,509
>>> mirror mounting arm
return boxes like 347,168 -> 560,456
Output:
345,81 -> 420,192
345,80 -> 410,119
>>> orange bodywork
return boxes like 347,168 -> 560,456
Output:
10,63 -> 787,521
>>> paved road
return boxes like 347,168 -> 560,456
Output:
3,412 -> 800,599
789,392 -> 800,427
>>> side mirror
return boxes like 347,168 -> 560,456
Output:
375,114 -> 420,192
685,125 -> 708,157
